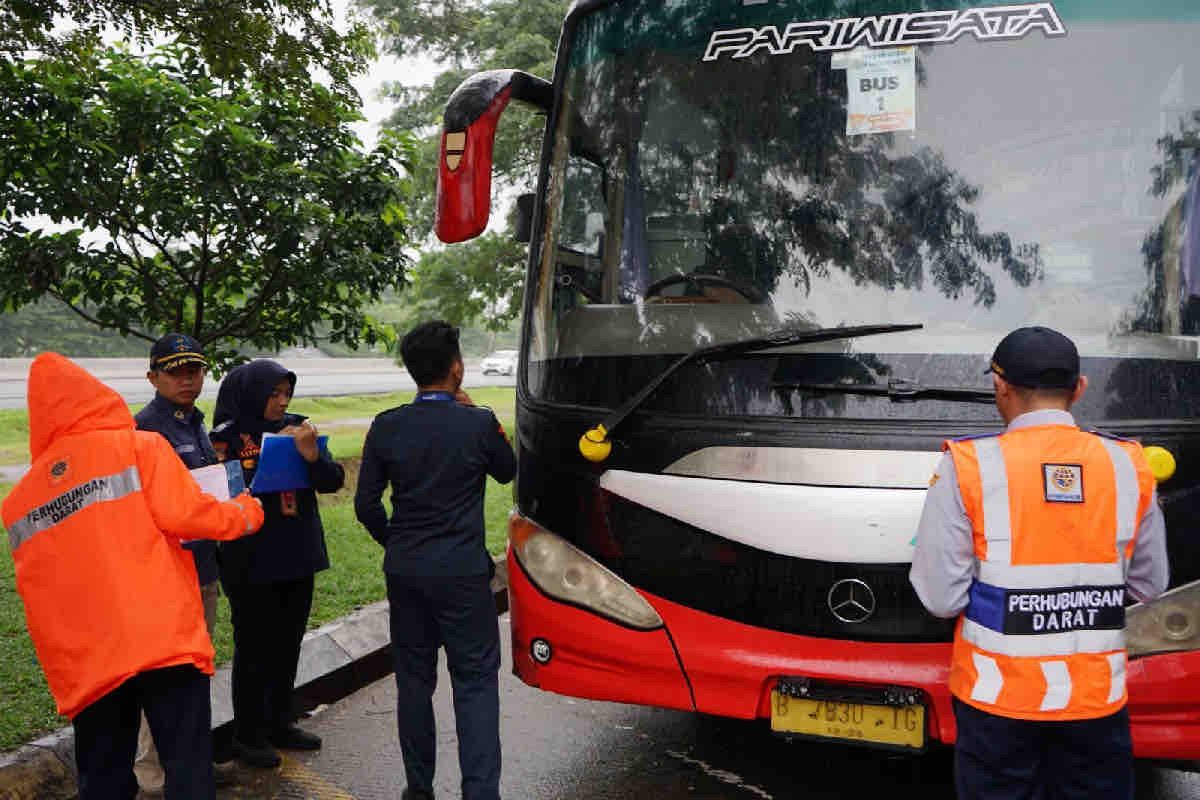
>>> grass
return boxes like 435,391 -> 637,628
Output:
0,411 -> 28,466
0,390 -> 517,749
0,387 -> 516,468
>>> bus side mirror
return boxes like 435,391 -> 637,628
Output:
513,193 -> 536,243
436,70 -> 553,244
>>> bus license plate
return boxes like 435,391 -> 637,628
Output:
770,692 -> 925,750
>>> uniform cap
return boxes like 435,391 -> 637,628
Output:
986,326 -> 1079,390
150,333 -> 208,372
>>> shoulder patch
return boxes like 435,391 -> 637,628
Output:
944,432 -> 1001,450
211,420 -> 234,434
948,432 -> 1002,442
1088,428 -> 1137,444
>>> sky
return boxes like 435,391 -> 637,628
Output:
329,0 -> 441,148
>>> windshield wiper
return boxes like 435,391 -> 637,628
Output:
579,322 -> 923,461
772,378 -> 995,404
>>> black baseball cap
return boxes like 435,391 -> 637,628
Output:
985,326 -> 1080,390
150,333 -> 208,372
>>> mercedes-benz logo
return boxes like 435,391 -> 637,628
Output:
827,578 -> 877,624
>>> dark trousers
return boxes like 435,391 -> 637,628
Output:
387,573 -> 501,800
73,665 -> 213,800
954,698 -> 1134,800
225,576 -> 314,745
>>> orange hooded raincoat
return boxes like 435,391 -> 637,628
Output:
1,353 -> 264,718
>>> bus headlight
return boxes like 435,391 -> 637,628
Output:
510,514 -> 663,631
1126,580 -> 1200,658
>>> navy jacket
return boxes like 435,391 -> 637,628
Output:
211,411 -> 343,586
209,360 -> 344,586
134,394 -> 220,585
354,393 -> 516,577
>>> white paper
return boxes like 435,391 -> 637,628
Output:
190,463 -> 232,502
843,46 -> 916,137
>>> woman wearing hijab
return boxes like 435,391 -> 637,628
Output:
210,359 -> 345,768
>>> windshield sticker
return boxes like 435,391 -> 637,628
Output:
838,46 -> 916,136
703,2 -> 1067,62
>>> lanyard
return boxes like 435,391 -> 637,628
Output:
414,391 -> 456,403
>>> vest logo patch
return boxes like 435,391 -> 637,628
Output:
48,459 -> 69,484
1043,463 -> 1083,503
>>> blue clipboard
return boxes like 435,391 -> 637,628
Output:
250,433 -> 329,495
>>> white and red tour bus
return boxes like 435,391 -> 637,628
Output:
435,0 -> 1200,761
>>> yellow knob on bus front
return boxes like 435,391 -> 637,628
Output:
1143,446 -> 1176,483
579,425 -> 612,463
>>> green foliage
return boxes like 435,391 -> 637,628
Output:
404,233 -> 526,335
0,299 -> 148,358
356,0 -> 567,333
0,43 -> 417,372
1,0 -> 375,105
360,0 -> 567,235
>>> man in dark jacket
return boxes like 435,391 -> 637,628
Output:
134,333 -> 227,791
355,321 -> 516,800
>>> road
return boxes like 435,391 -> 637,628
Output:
0,357 -> 516,410
217,615 -> 1200,800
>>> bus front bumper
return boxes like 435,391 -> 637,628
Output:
507,549 -> 1200,760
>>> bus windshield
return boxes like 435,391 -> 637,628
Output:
528,0 -> 1200,422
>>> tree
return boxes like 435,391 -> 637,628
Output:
360,0 -> 565,234
355,0 -> 565,333
0,299 -> 146,358
403,233 -> 526,349
2,0 -> 374,105
0,43 -> 415,370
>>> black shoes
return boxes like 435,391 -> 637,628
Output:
231,725 -> 319,767
231,737 -> 282,769
270,724 -> 323,751
401,790 -> 434,800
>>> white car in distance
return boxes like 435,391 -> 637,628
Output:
480,349 -> 518,376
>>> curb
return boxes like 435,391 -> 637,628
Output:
0,558 -> 509,799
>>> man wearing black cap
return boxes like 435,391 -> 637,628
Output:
134,333 -> 227,792
910,326 -> 1168,800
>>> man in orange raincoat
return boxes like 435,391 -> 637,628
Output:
1,353 -> 265,800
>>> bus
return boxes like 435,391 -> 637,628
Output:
435,0 -> 1200,762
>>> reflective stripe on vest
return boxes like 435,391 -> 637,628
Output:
947,428 -> 1150,720
1098,438 -> 1139,563
7,466 -> 142,551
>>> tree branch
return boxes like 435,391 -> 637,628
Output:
47,288 -> 156,343
202,256 -> 287,343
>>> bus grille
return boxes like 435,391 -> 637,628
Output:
600,495 -> 955,643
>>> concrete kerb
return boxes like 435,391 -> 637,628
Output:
0,556 -> 509,799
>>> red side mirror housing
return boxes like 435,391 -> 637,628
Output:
435,70 -> 553,244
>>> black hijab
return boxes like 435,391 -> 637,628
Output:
213,359 -> 297,439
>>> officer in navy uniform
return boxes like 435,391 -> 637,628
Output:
355,321 -> 516,800
134,333 -> 232,788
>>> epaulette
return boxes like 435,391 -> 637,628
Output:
947,432 -> 1002,443
1088,428 -> 1137,444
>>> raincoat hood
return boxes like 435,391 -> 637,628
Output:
28,353 -> 134,460
213,359 -> 297,438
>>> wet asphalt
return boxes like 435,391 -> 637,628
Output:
217,615 -> 1200,800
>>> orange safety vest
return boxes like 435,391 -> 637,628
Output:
945,423 -> 1155,721
0,354 -> 263,719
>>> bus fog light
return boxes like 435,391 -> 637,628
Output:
1127,580 -> 1200,657
1164,611 -> 1193,641
510,514 -> 663,631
